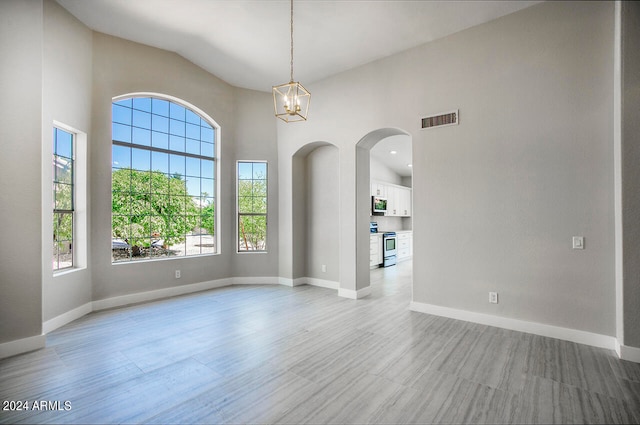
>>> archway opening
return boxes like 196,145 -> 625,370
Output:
355,128 -> 413,294
291,142 -> 341,289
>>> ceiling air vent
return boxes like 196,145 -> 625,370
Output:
421,109 -> 458,130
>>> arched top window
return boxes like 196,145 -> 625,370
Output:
111,94 -> 219,262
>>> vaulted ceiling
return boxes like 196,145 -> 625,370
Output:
57,0 -> 540,92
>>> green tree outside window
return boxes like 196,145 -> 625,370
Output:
238,161 -> 267,251
111,96 -> 217,261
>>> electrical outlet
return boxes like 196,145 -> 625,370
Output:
572,236 -> 584,250
489,292 -> 498,304
321,264 -> 326,273
175,270 -> 181,279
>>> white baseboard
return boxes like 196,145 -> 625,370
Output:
43,302 -> 93,334
232,276 -> 280,285
292,277 -> 307,287
277,277 -> 306,287
358,286 -> 373,298
278,277 -> 338,289
0,334 -> 46,360
339,285 -> 372,300
616,340 -> 640,363
278,277 -> 294,287
92,278 -> 233,311
409,301 -> 616,351
305,277 -> 339,290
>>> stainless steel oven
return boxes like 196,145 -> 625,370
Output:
382,232 -> 397,267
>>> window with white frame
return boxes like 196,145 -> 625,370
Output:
237,161 -> 267,252
52,127 -> 75,270
111,96 -> 217,262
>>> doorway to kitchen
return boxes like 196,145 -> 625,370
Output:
355,128 -> 413,297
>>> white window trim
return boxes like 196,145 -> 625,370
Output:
110,93 -> 221,262
236,160 -> 268,254
51,121 -> 87,274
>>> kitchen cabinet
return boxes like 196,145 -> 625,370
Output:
371,231 -> 411,266
386,187 -> 398,216
384,184 -> 412,217
397,186 -> 411,217
397,231 -> 412,261
370,234 -> 382,267
371,180 -> 412,217
370,182 -> 387,198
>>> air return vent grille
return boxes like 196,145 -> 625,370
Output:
421,110 -> 458,130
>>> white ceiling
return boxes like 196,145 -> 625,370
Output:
57,0 -> 540,93
370,135 -> 412,178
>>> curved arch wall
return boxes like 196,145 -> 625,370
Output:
287,142 -> 340,288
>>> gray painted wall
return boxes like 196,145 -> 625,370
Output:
622,1 -> 640,347
231,88 -> 279,276
291,154 -> 307,281
413,1 -> 615,336
277,1 -> 616,336
0,0 -> 44,344
90,33 -> 278,300
91,33 -> 234,300
305,145 -> 340,281
288,142 -> 340,282
42,0 -> 93,322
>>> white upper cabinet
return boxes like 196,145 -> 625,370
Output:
371,182 -> 387,198
386,186 -> 398,216
371,180 -> 412,217
397,186 -> 411,217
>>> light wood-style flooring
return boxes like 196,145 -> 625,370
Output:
1,261 -> 640,424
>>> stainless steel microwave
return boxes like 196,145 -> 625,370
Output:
372,196 -> 387,213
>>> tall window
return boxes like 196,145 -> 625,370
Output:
237,161 -> 267,252
53,127 -> 74,271
111,96 -> 217,262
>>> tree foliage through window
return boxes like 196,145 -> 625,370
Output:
53,127 -> 74,270
111,95 -> 217,261
238,161 -> 267,251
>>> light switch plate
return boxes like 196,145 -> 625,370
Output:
572,236 -> 584,250
489,292 -> 498,304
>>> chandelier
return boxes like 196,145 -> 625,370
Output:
272,0 -> 310,122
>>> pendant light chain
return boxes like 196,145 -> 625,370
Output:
290,0 -> 294,83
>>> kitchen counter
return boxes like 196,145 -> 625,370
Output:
375,229 -> 412,234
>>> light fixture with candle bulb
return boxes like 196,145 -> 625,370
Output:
272,0 -> 310,122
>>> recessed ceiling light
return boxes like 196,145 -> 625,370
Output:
407,164 -> 412,167
390,150 -> 397,155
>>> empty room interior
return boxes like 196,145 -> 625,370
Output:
1,0 -> 640,423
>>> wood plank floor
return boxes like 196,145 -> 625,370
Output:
1,261 -> 640,424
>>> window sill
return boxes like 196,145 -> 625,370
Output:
111,252 -> 220,266
53,266 -> 87,278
